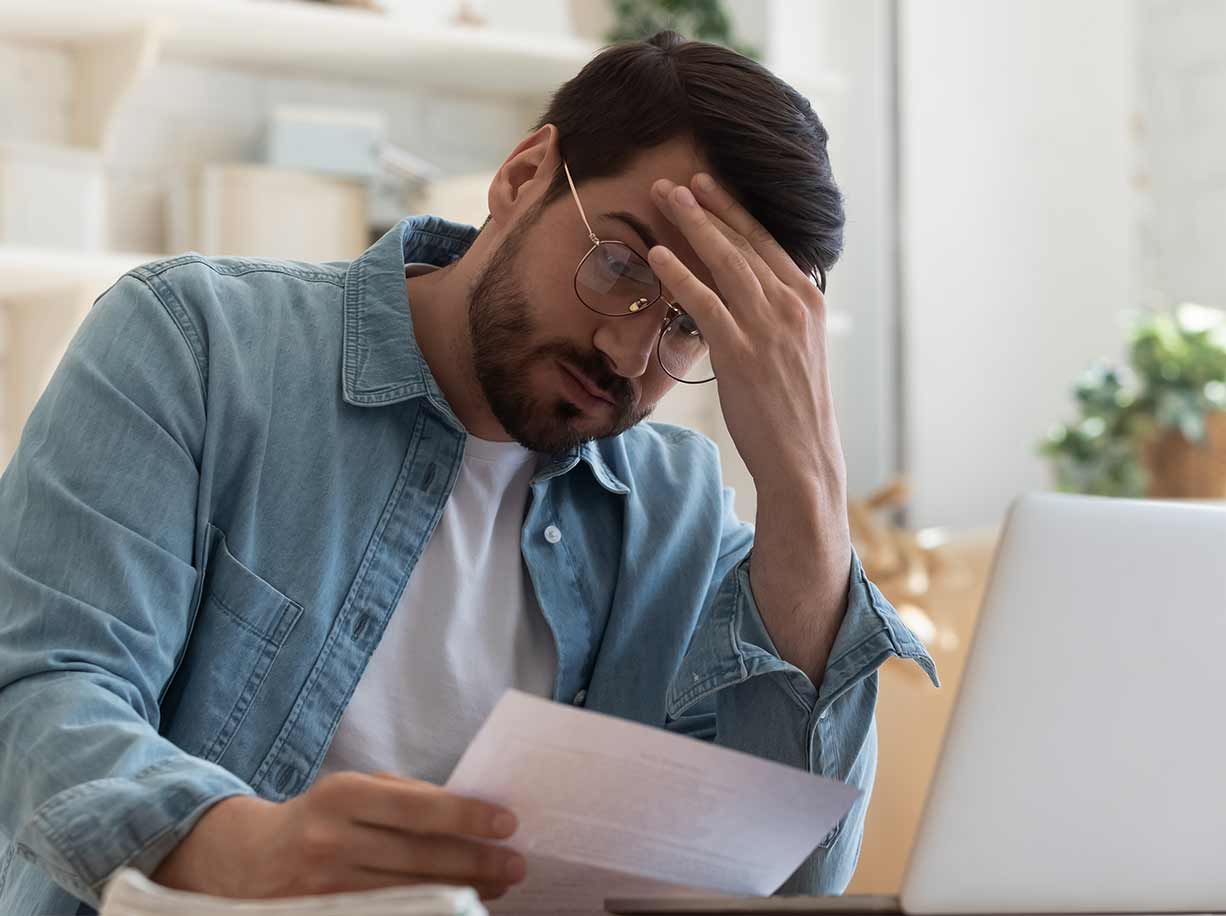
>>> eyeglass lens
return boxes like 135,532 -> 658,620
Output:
575,241 -> 715,384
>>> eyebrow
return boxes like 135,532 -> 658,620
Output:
603,210 -> 660,254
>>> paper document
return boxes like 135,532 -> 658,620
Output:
99,867 -> 486,915
445,690 -> 861,915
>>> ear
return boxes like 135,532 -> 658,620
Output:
487,123 -> 559,228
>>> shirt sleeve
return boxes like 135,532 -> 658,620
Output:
0,275 -> 254,907
665,486 -> 939,895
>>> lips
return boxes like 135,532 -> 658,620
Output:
558,361 -> 615,410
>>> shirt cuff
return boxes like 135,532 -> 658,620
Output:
18,756 -> 254,906
667,545 -> 939,720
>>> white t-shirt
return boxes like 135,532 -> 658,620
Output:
317,267 -> 559,785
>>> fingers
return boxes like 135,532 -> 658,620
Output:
688,172 -> 812,290
650,179 -> 767,314
646,244 -> 739,353
311,868 -> 512,901
344,822 -> 526,888
704,209 -> 779,294
474,882 -> 514,901
653,179 -> 782,302
315,772 -> 518,841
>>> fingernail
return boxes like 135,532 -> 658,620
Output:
648,246 -> 669,265
504,855 -> 527,882
652,179 -> 673,197
695,173 -> 716,192
674,186 -> 697,207
492,812 -> 517,836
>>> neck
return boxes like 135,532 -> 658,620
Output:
405,252 -> 512,441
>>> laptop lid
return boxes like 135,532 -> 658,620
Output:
900,493 -> 1226,913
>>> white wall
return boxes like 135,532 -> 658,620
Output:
807,0 -> 901,500
1136,0 -> 1226,311
898,0 -> 1137,529
668,0 -> 900,516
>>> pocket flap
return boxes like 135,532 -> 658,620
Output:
203,523 -> 303,645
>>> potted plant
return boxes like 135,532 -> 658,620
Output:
1040,303 -> 1226,499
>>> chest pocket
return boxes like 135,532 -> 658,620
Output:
160,523 -> 303,764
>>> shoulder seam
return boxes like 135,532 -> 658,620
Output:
123,272 -> 209,396
135,254 -> 345,287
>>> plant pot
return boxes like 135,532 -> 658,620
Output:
1142,410 -> 1226,499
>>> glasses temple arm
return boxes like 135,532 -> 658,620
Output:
562,159 -> 600,246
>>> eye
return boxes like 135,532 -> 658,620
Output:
597,247 -> 624,274
674,311 -> 704,340
595,244 -> 654,286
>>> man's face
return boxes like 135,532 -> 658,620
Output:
468,140 -> 718,454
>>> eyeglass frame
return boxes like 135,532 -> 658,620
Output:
561,158 -> 829,386
562,158 -> 715,385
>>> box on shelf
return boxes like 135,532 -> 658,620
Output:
266,106 -> 445,239
265,106 -> 387,181
169,164 -> 368,262
0,143 -> 107,251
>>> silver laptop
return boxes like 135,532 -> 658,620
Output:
608,492 -> 1226,915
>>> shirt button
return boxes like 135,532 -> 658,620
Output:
573,689 -> 587,705
275,764 -> 298,794
544,525 -> 562,544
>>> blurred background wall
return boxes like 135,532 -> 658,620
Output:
899,0 -> 1136,530
1137,0 -> 1226,310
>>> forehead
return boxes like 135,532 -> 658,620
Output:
569,139 -> 720,295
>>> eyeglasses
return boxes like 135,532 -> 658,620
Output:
563,159 -> 715,385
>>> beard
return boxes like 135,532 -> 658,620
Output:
467,215 -> 651,454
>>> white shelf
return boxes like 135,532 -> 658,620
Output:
0,246 -> 159,300
0,0 -> 599,98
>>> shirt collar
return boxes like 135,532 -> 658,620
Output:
341,214 -> 629,496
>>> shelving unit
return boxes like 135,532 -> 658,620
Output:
0,0 -> 599,298
0,246 -> 160,299
0,0 -> 841,146
1,0 -> 599,85
0,0 -> 600,148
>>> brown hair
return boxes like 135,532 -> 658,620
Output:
533,30 -> 845,278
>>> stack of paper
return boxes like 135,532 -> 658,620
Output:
99,868 -> 487,916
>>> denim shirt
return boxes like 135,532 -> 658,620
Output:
0,216 -> 938,915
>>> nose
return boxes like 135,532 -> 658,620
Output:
591,309 -> 661,380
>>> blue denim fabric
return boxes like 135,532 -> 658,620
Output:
0,216 -> 938,915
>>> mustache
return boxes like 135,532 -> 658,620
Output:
535,340 -> 638,411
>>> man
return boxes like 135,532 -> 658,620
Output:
0,30 -> 936,916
